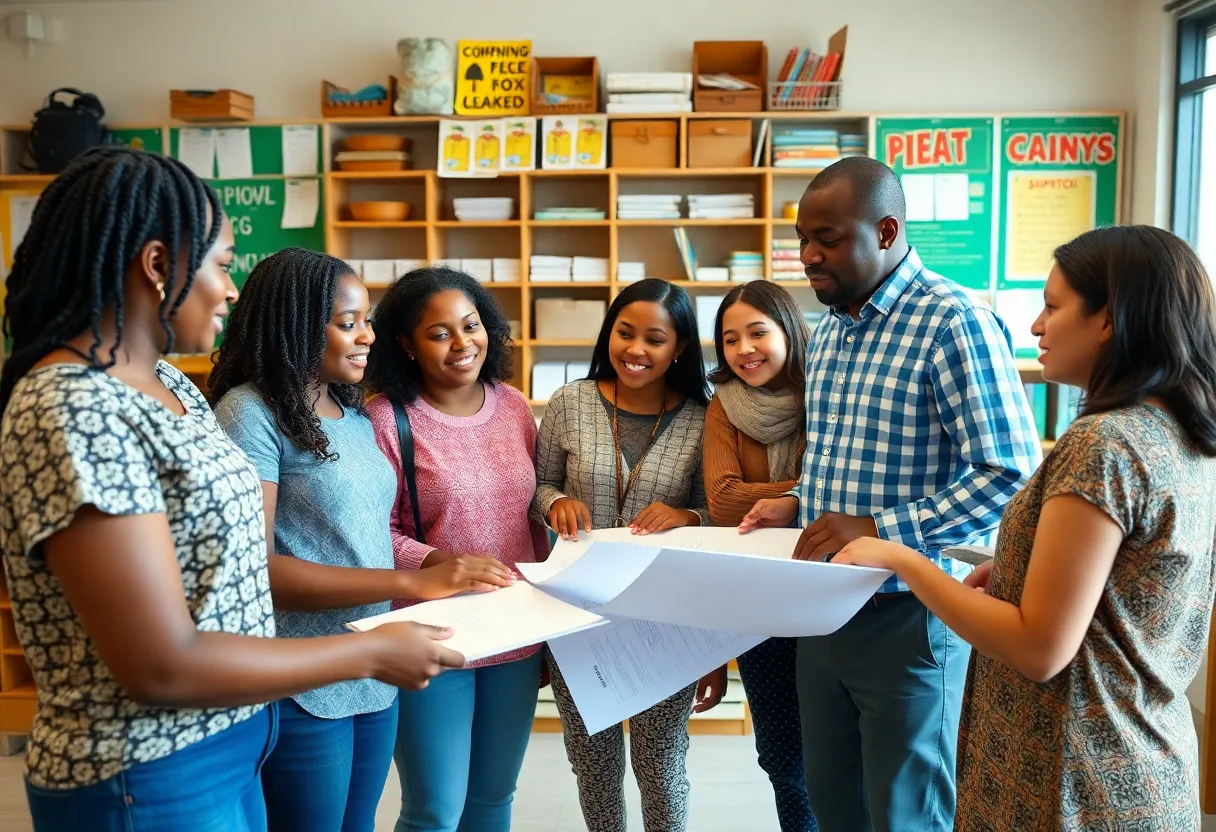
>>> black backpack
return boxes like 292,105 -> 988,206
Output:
27,88 -> 109,174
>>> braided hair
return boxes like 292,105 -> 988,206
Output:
0,146 -> 222,414
207,247 -> 362,461
364,266 -> 514,406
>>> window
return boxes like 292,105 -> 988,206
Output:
1174,9 -> 1216,270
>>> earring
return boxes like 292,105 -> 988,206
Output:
156,283 -> 166,302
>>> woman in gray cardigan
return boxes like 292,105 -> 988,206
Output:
532,279 -> 724,832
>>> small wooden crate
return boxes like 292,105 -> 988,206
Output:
170,89 -> 254,122
692,41 -> 767,112
531,57 -> 599,115
321,78 -> 397,119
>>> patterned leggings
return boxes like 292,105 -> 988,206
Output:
547,654 -> 695,832
736,638 -> 818,832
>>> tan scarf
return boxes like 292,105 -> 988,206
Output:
715,379 -> 804,481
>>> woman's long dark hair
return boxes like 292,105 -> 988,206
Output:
708,281 -> 810,389
364,267 -> 514,405
1052,224 -> 1216,455
1,146 -> 221,414
587,279 -> 710,406
207,248 -> 362,461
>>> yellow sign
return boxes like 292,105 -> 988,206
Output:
455,40 -> 532,116
1005,171 -> 1095,281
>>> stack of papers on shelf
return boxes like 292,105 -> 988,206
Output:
727,251 -> 765,282
454,197 -> 515,222
773,127 -> 841,169
606,73 -> 693,113
360,260 -> 397,287
462,258 -> 493,284
839,133 -> 867,158
534,207 -> 607,221
697,74 -> 759,91
492,258 -> 521,283
687,193 -> 755,220
572,257 -> 610,283
617,194 -> 682,220
771,238 -> 803,281
695,266 -> 730,282
530,255 -> 573,282
617,262 -> 646,283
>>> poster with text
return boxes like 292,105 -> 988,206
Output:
455,41 -> 532,116
995,115 -> 1122,355
875,117 -> 996,295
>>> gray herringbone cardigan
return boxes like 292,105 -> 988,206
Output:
531,379 -> 710,529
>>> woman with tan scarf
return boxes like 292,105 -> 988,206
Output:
703,281 -> 815,832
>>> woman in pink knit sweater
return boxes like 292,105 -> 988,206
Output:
363,267 -> 549,832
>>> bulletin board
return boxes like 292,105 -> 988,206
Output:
213,178 -> 325,288
874,117 -> 997,294
169,124 -> 322,178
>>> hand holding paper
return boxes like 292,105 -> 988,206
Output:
362,621 -> 466,689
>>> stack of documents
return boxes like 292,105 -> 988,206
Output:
618,194 -> 682,220
572,257 -> 610,283
617,262 -> 646,283
687,193 -> 755,220
534,207 -> 607,222
350,527 -> 893,734
606,73 -> 693,113
530,255 -> 573,282
492,258 -> 521,283
461,258 -> 493,284
694,266 -> 730,282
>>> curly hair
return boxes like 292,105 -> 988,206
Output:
1,146 -> 221,413
364,267 -> 514,405
207,247 -> 362,461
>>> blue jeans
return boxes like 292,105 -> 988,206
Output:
394,652 -> 542,832
261,696 -> 399,832
736,637 -> 818,832
25,704 -> 278,832
795,594 -> 970,832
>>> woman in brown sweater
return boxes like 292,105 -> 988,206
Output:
704,281 -> 815,832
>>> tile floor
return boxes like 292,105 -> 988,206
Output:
0,732 -> 779,831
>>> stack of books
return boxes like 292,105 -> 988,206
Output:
694,266 -> 730,282
617,262 -> 646,283
727,251 -> 765,282
687,193 -> 755,220
773,127 -> 841,169
461,258 -> 493,284
839,133 -> 868,159
618,194 -> 682,220
492,258 -> 521,283
529,255 -> 573,282
771,239 -> 803,281
572,257 -> 610,283
534,207 -> 606,221
605,73 -> 693,114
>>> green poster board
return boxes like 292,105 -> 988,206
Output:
169,125 -> 321,177
110,128 -> 164,154
875,117 -> 996,293
994,115 -> 1123,356
213,178 -> 325,287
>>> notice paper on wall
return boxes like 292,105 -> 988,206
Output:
281,179 -> 320,229
282,125 -> 319,177
215,128 -> 254,180
8,195 -> 38,252
177,128 -> 217,179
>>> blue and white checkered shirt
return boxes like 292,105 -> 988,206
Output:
793,249 -> 1042,593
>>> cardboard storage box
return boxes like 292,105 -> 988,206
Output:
693,41 -> 766,112
688,120 -> 752,168
534,298 -> 607,341
611,120 -> 678,169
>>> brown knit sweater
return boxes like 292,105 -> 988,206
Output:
703,395 -> 806,527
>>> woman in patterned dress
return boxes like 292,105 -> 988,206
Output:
834,224 -> 1216,830
0,147 -> 465,832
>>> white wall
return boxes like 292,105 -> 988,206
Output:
0,0 -> 1137,123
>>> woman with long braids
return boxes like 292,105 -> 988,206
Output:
209,249 -> 514,832
0,147 -> 466,832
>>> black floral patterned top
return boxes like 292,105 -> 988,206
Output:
0,362 -> 275,789
956,404 -> 1216,831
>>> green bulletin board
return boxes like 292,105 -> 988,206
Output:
993,115 -> 1123,356
212,178 -> 325,287
169,125 -> 322,178
110,128 -> 164,154
875,117 -> 996,293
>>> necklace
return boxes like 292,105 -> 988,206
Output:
610,378 -> 668,527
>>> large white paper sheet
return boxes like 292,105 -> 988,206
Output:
177,128 -> 216,179
547,616 -> 763,735
597,546 -> 892,638
347,583 -> 605,663
281,125 -> 319,176
215,128 -> 253,179
281,178 -> 320,229
8,195 -> 38,252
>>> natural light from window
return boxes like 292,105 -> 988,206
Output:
1199,27 -> 1216,273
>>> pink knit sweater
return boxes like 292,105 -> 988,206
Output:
367,383 -> 549,667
